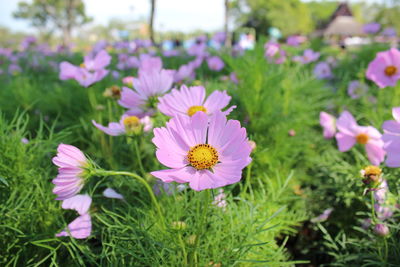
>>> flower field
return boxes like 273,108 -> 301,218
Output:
1,35 -> 400,266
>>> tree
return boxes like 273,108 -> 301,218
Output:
231,0 -> 313,37
149,0 -> 156,44
13,0 -> 92,45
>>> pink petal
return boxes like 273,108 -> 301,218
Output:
61,194 -> 92,215
335,132 -> 356,152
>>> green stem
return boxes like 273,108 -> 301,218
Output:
133,138 -> 146,176
371,191 -> 377,224
96,170 -> 165,229
189,190 -> 211,267
178,233 -> 188,266
243,163 -> 253,198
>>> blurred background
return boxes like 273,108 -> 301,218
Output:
0,0 -> 400,49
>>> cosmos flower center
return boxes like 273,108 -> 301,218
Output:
80,63 -> 86,68
187,105 -> 207,116
356,133 -> 369,144
385,65 -> 397,76
363,165 -> 382,177
123,116 -> 140,131
187,144 -> 218,170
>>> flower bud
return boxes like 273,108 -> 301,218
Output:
374,223 -> 389,237
361,166 -> 382,188
103,85 -> 121,99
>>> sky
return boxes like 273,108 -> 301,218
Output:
0,0 -> 225,33
0,0 -> 386,34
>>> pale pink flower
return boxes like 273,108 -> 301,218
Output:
92,114 -> 153,136
319,112 -> 336,139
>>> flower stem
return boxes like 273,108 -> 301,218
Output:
96,170 -> 165,228
133,138 -> 146,176
371,191 -> 377,223
189,190 -> 211,266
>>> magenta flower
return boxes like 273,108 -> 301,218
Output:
151,111 -> 252,191
335,111 -> 385,165
52,144 -> 89,200
382,107 -> 400,167
347,80 -> 368,99
158,85 -> 235,118
207,56 -> 224,71
286,35 -> 305,47
92,114 -> 153,136
319,112 -> 336,139
56,213 -> 92,239
314,62 -> 333,80
366,48 -> 400,88
122,76 -> 134,86
374,223 -> 389,236
264,42 -> 286,64
83,50 -> 111,71
118,67 -> 174,116
174,64 -> 195,83
293,49 -> 320,64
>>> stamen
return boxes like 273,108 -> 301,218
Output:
187,106 -> 207,116
187,144 -> 218,170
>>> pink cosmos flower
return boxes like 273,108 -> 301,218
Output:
335,111 -> 385,165
151,111 -> 252,191
366,48 -> 400,88
286,35 -> 306,46
158,85 -> 235,118
92,114 -> 153,136
56,214 -> 92,239
293,49 -> 320,64
118,66 -> 174,116
122,76 -> 135,86
319,112 -> 336,139
382,107 -> 400,167
207,56 -> 224,71
174,63 -> 195,83
52,144 -> 88,200
264,42 -> 286,64
59,50 -> 111,87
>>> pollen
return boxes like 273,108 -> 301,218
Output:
187,105 -> 207,116
80,63 -> 86,68
356,133 -> 369,144
385,65 -> 397,76
187,144 -> 218,170
123,116 -> 140,130
363,166 -> 382,177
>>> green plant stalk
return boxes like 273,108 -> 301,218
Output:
95,170 -> 165,229
189,190 -> 211,267
133,138 -> 146,177
370,191 -> 377,224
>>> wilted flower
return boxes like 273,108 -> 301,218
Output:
335,111 -> 385,165
347,80 -> 368,99
361,165 -> 382,188
103,188 -> 124,200
311,208 -> 333,223
158,85 -> 235,118
319,112 -> 336,139
52,144 -> 90,200
92,114 -> 152,136
374,223 -> 389,236
382,107 -> 400,167
103,85 -> 121,99
366,48 -> 400,88
207,56 -> 224,71
151,111 -> 252,191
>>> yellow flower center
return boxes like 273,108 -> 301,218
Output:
80,63 -> 86,68
356,133 -> 369,144
187,144 -> 218,170
385,65 -> 397,76
187,105 -> 207,116
123,116 -> 140,132
363,166 -> 382,177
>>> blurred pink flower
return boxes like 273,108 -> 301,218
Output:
347,80 -> 368,99
264,42 -> 286,64
314,62 -> 333,80
366,48 -> 400,88
207,56 -> 224,71
103,188 -> 124,200
363,22 -> 381,34
382,107 -> 400,167
374,223 -> 389,236
151,111 -> 252,191
52,144 -> 88,200
92,114 -> 152,136
158,85 -> 235,118
286,35 -> 306,46
293,49 -> 320,64
335,111 -> 385,165
212,189 -> 227,210
319,112 -> 336,139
